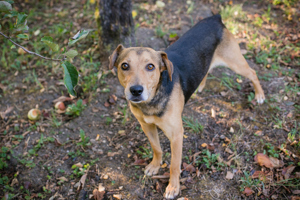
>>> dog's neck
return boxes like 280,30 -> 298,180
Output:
130,71 -> 173,117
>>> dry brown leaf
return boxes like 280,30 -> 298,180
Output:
243,187 -> 254,196
211,108 -> 216,118
282,165 -> 296,179
161,163 -> 167,168
207,143 -> 215,151
93,190 -> 105,200
269,157 -> 284,168
77,169 -> 89,191
57,177 -> 68,182
107,151 -> 120,157
74,162 -> 83,168
183,162 -> 196,173
156,181 -> 163,194
52,96 -> 72,103
201,143 -> 207,148
0,106 -> 14,119
226,171 -> 234,180
254,130 -> 263,136
252,171 -> 266,179
225,147 -> 233,154
292,190 -> 300,195
254,153 -> 273,168
113,194 -> 122,199
291,197 -> 300,200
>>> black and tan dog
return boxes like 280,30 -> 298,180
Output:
109,14 -> 265,199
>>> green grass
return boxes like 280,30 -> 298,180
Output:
182,116 -> 203,133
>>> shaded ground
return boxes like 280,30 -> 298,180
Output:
0,0 -> 299,200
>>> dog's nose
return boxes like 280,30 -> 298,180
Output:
130,85 -> 143,96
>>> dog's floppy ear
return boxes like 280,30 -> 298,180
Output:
159,51 -> 173,81
109,44 -> 125,70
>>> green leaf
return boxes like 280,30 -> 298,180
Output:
64,49 -> 78,59
5,0 -> 14,4
68,30 -> 90,46
62,61 -> 78,96
0,1 -> 12,13
17,34 -> 28,39
16,13 -> 27,27
41,36 -> 59,52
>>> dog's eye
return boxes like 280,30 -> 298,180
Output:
121,63 -> 129,70
146,64 -> 155,71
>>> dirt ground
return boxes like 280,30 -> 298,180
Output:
0,0 -> 299,200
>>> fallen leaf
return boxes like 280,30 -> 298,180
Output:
252,171 -> 266,179
225,137 -> 231,143
207,143 -> 215,151
57,177 -> 68,182
0,106 -> 14,119
220,91 -> 228,96
229,127 -> 234,133
96,134 -> 100,140
254,130 -> 263,136
98,183 -> 105,192
243,187 -> 254,196
201,143 -> 207,148
102,174 -> 108,179
77,169 -> 89,191
292,190 -> 300,195
254,153 -> 273,168
52,96 -> 72,103
183,162 -> 196,173
161,163 -> 167,168
291,196 -> 300,200
282,165 -> 296,179
211,108 -> 216,118
107,152 -> 120,157
196,168 -> 201,177
113,194 -> 122,199
93,190 -> 105,200
180,185 -> 187,191
225,147 -> 233,154
73,162 -> 83,168
226,171 -> 234,179
54,137 -> 62,146
104,101 -> 110,107
156,181 -> 163,194
108,95 -> 117,105
269,157 -> 284,168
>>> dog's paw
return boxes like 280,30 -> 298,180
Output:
144,163 -> 160,176
164,181 -> 180,199
255,92 -> 265,104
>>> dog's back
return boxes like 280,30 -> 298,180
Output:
166,14 -> 225,102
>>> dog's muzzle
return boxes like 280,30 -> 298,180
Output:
129,85 -> 144,103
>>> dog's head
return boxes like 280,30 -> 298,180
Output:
109,44 -> 173,104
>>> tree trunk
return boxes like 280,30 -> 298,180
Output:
97,0 -> 134,53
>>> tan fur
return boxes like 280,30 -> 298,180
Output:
110,28 -> 265,199
130,82 -> 184,198
198,29 -> 265,103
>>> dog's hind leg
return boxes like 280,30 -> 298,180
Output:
212,29 -> 265,104
198,73 -> 208,93
139,122 -> 163,176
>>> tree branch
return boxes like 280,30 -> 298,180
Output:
0,31 -> 65,62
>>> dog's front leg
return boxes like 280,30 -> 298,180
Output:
163,123 -> 183,199
139,122 -> 162,176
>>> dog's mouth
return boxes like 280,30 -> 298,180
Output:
129,97 -> 143,103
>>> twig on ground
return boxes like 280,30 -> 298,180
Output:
0,31 -> 65,62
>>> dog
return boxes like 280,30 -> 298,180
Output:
108,14 -> 265,199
